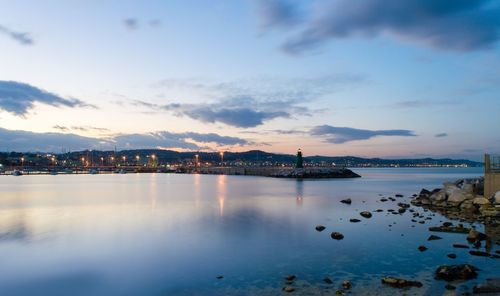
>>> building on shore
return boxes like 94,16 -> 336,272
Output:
484,154 -> 500,198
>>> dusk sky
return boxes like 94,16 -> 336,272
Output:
1,0 -> 499,160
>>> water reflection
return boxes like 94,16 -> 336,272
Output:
217,175 -> 226,217
295,180 -> 303,206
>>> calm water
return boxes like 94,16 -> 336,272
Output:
0,168 -> 497,295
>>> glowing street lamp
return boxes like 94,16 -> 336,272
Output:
122,156 -> 126,162
195,154 -> 199,167
81,157 -> 85,166
100,157 -> 104,166
20,157 -> 25,167
219,151 -> 224,163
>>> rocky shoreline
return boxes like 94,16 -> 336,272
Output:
411,177 -> 500,223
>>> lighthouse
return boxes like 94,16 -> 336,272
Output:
296,149 -> 303,169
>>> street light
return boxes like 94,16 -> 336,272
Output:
20,157 -> 25,167
81,157 -> 85,166
100,157 -> 104,166
219,151 -> 224,163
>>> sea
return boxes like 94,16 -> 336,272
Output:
0,167 -> 498,295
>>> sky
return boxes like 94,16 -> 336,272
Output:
0,0 -> 499,161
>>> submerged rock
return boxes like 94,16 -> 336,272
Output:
418,245 -> 428,252
427,235 -> 442,241
360,211 -> 372,218
473,278 -> 500,294
315,225 -> 326,232
381,277 -> 423,288
283,286 -> 295,293
342,280 -> 351,289
331,232 -> 344,240
452,243 -> 469,249
340,198 -> 352,205
285,275 -> 296,281
349,219 -> 361,223
447,253 -> 457,259
323,277 -> 333,284
435,264 -> 478,281
469,250 -> 491,257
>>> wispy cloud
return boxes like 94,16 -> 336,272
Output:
123,18 -> 139,30
256,0 -> 500,55
141,75 -> 365,128
0,25 -> 34,45
257,0 -> 301,29
388,99 -> 460,109
0,81 -> 96,116
0,128 -> 249,152
435,133 -> 448,138
53,125 -> 110,133
310,125 -> 417,144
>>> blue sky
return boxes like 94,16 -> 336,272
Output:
0,0 -> 499,160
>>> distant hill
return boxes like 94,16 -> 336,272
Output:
0,149 -> 483,167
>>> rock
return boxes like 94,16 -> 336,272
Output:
381,277 -> 423,288
443,182 -> 460,195
473,278 -> 500,294
443,222 -> 453,227
418,245 -> 428,252
285,275 -> 296,281
216,275 -> 224,279
380,198 -> 388,202
419,188 -> 431,198
397,203 -> 410,208
460,200 -> 476,211
493,191 -> 500,204
349,219 -> 361,223
342,280 -> 351,289
398,208 -> 406,214
429,226 -> 470,234
395,194 -> 404,198
315,225 -> 326,232
448,190 -> 468,204
340,198 -> 352,205
331,232 -> 344,240
428,235 -> 442,241
360,211 -> 372,218
430,190 -> 447,202
435,264 -> 478,281
447,253 -> 457,259
283,286 -> 295,293
467,229 -> 487,242
445,284 -> 456,290
375,209 -> 384,212
469,250 -> 490,257
473,197 -> 490,206
453,243 -> 469,249
323,277 -> 333,284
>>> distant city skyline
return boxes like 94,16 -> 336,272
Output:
1,0 -> 499,161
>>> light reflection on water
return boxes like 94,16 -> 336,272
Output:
0,167 -> 497,296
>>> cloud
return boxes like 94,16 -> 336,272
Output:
123,18 -> 139,30
257,0 -> 500,54
310,125 -> 416,143
0,81 -> 96,116
143,75 -> 364,128
0,25 -> 34,45
0,127 -> 249,152
388,99 -> 460,109
257,0 -> 301,29
435,133 -> 448,138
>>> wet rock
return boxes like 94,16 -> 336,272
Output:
349,219 -> 361,223
419,188 -> 431,198
445,284 -> 456,290
467,229 -> 487,242
447,253 -> 457,259
453,243 -> 469,249
340,198 -> 352,205
473,278 -> 500,294
430,190 -> 447,202
331,232 -> 344,240
315,225 -> 326,232
375,209 -> 384,212
398,208 -> 406,214
469,250 -> 490,257
428,235 -> 442,241
443,222 -> 453,227
283,286 -> 295,293
285,275 -> 296,281
360,211 -> 372,218
323,277 -> 333,284
216,275 -> 224,279
398,203 -> 410,208
380,198 -> 388,202
429,226 -> 470,234
342,280 -> 351,289
418,245 -> 428,252
381,277 -> 423,288
395,194 -> 404,198
435,264 -> 478,281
